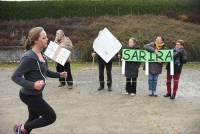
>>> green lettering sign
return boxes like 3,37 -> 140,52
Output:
122,49 -> 173,62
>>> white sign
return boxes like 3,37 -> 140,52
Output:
44,41 -> 71,66
144,61 -> 174,76
93,27 -> 122,63
170,61 -> 174,75
121,59 -> 125,75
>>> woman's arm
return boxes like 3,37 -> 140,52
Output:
46,70 -> 60,78
11,57 -> 35,89
45,60 -> 64,78
144,42 -> 155,52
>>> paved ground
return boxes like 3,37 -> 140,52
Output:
0,65 -> 200,134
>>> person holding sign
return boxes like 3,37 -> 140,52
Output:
55,29 -> 73,89
123,38 -> 141,96
92,28 -> 122,91
11,27 -> 67,134
91,51 -> 113,91
164,40 -> 187,99
144,36 -> 166,97
92,30 -> 113,91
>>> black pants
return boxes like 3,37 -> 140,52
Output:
98,60 -> 112,88
126,77 -> 137,94
56,62 -> 73,86
20,92 -> 56,134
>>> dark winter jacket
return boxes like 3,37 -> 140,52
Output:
166,48 -> 187,74
124,45 -> 141,78
11,50 -> 60,95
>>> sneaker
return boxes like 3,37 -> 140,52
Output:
14,124 -> 21,134
153,94 -> 158,97
170,94 -> 176,100
130,93 -> 135,97
153,91 -> 158,97
108,87 -> 112,92
123,92 -> 129,95
148,94 -> 153,96
97,87 -> 104,91
163,93 -> 171,97
68,85 -> 73,89
58,84 -> 65,87
148,90 -> 153,96
14,124 -> 27,134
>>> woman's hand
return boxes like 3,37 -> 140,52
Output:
155,49 -> 159,54
60,71 -> 67,78
91,52 -> 96,58
34,80 -> 45,91
117,54 -> 121,59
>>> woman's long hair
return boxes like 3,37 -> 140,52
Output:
24,27 -> 44,51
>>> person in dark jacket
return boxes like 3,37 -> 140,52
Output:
164,40 -> 187,99
11,27 -> 67,134
91,30 -> 120,92
123,38 -> 141,96
91,52 -> 113,91
144,36 -> 166,97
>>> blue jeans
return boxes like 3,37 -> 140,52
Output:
148,73 -> 159,94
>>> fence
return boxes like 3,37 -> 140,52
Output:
0,46 -> 87,62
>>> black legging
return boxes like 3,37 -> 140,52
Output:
20,92 -> 56,133
126,77 -> 137,94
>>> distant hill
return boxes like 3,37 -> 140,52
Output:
0,15 -> 200,61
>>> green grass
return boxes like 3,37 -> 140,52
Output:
0,61 -> 95,70
48,61 -> 93,70
183,62 -> 200,69
1,62 -> 199,70
0,0 -> 199,20
0,62 -> 18,68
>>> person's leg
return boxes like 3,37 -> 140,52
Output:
24,97 -> 56,133
14,103 -> 39,134
152,74 -> 159,96
129,78 -> 133,94
19,107 -> 39,134
25,107 -> 39,125
148,74 -> 154,96
132,77 -> 137,94
56,63 -> 65,86
65,62 -> 73,87
125,77 -> 131,94
106,60 -> 112,90
20,93 -> 56,133
171,73 -> 181,99
164,72 -> 172,97
98,62 -> 105,90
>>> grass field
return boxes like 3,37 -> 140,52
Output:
0,62 -> 199,70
